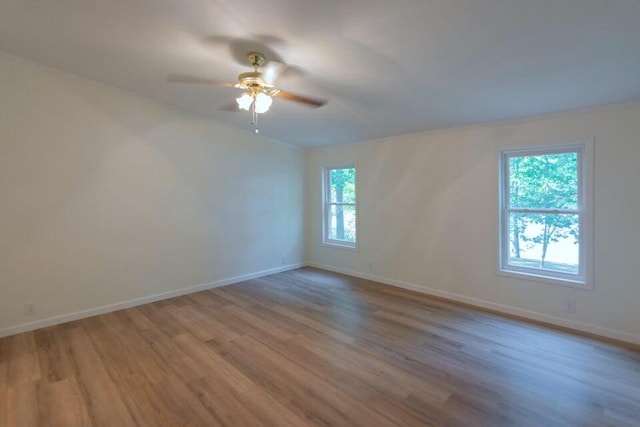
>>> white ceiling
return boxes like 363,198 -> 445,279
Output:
1,0 -> 639,147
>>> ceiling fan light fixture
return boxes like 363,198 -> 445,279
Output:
236,93 -> 253,111
254,92 -> 272,114
171,51 -> 325,134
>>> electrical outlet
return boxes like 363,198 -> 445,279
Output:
281,255 -> 286,265
367,262 -> 373,271
25,301 -> 36,316
564,300 -> 577,314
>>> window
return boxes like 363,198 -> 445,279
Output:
499,143 -> 593,287
323,166 -> 357,248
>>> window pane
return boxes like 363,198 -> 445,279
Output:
508,212 -> 579,274
329,168 -> 356,203
508,152 -> 578,209
327,205 -> 356,243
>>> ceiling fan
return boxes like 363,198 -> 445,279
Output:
169,52 -> 327,133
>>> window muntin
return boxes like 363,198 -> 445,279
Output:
499,144 -> 591,286
323,166 -> 356,248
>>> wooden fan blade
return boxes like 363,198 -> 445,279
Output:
262,62 -> 305,85
167,74 -> 235,87
274,90 -> 327,108
262,62 -> 282,85
219,101 -> 241,112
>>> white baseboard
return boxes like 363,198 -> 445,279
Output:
0,263 -> 305,338
308,262 -> 640,346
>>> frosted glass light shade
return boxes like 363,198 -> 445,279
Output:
254,92 -> 272,114
236,93 -> 253,111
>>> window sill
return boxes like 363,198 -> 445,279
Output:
496,268 -> 593,291
322,241 -> 358,252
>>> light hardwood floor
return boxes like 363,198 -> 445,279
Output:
1,267 -> 639,426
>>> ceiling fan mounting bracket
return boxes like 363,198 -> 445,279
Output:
247,52 -> 266,67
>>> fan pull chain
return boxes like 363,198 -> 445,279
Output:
251,97 -> 259,134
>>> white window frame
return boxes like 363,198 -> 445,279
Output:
322,164 -> 357,250
498,141 -> 594,289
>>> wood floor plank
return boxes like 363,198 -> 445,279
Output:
65,326 -> 137,426
0,337 -> 8,427
33,328 -> 73,384
5,381 -> 38,427
1,267 -> 639,426
36,378 -> 91,427
220,334 -> 399,427
6,333 -> 41,388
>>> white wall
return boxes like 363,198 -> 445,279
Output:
306,103 -> 640,344
0,53 -> 305,335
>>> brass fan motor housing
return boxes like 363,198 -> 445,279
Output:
235,53 -> 275,94
236,71 -> 273,90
